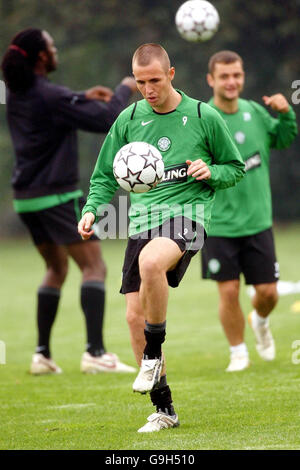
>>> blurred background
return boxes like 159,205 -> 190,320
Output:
0,0 -> 299,237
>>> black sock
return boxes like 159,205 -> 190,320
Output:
36,286 -> 60,358
81,281 -> 106,356
143,321 -> 166,359
150,375 -> 175,416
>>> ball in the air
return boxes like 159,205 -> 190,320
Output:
175,0 -> 220,42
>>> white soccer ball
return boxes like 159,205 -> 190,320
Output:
175,0 -> 220,42
113,142 -> 164,193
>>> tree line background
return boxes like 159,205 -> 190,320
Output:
0,0 -> 299,236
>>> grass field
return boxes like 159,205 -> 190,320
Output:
1,224 -> 300,450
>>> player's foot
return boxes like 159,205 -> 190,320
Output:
137,412 -> 179,433
226,352 -> 250,372
80,352 -> 136,373
30,353 -> 62,375
248,311 -> 275,361
133,357 -> 163,394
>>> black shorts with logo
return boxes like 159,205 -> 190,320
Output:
121,216 -> 205,294
201,228 -> 279,285
19,197 -> 98,246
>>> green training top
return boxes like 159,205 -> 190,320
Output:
207,98 -> 297,237
83,91 -> 245,236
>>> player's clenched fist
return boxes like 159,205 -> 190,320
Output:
78,212 -> 95,240
85,85 -> 114,102
262,94 -> 289,114
186,159 -> 211,181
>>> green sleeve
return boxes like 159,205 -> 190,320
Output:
82,120 -> 126,219
250,101 -> 298,149
203,107 -> 245,190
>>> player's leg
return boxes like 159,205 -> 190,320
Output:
126,291 -> 178,433
38,242 -> 69,289
58,197 -> 107,358
139,237 -> 183,363
217,280 -> 250,371
252,282 -> 278,318
217,280 -> 244,345
67,239 -> 106,355
123,218 -> 200,431
125,291 -> 147,366
37,242 -> 69,355
18,210 -> 69,374
242,228 -> 279,361
248,282 -> 278,361
67,240 -> 135,373
133,237 -> 183,394
30,242 -> 68,374
201,237 -> 249,371
125,290 -> 166,374
139,237 -> 183,324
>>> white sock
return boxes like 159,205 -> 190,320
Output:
230,342 -> 248,356
252,309 -> 268,327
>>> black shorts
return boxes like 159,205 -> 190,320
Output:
120,216 -> 205,294
19,197 -> 98,246
201,228 -> 279,285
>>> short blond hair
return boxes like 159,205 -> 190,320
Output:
132,43 -> 170,72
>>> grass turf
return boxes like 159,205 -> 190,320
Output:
0,224 -> 300,450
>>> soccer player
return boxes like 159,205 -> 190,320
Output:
78,43 -> 245,432
1,28 -> 138,375
201,51 -> 298,372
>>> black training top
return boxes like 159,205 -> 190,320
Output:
6,75 -> 132,199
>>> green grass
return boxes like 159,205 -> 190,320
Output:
1,224 -> 300,450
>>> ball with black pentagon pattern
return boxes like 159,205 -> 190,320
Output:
113,142 -> 164,193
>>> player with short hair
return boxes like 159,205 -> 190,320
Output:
2,28 -> 138,375
201,50 -> 298,372
78,43 -> 245,432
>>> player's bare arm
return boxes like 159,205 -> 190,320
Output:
262,93 -> 289,113
186,159 -> 211,180
78,212 -> 95,240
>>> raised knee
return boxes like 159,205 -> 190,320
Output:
139,256 -> 161,281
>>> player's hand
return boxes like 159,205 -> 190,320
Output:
121,76 -> 138,93
262,94 -> 289,113
85,86 -> 114,102
186,159 -> 211,180
78,212 -> 95,240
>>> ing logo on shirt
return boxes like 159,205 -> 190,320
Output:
160,163 -> 188,185
244,153 -> 261,171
